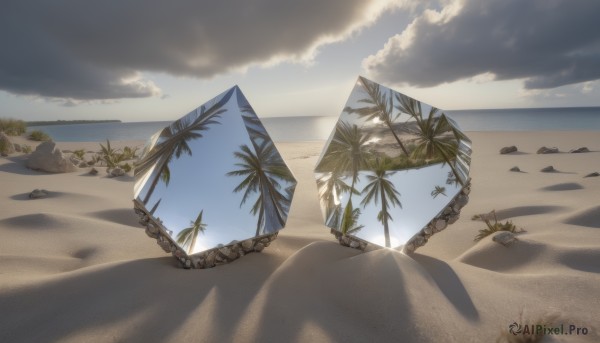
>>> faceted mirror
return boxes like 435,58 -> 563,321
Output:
314,77 -> 471,252
134,86 -> 297,268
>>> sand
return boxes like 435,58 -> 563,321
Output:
1,132 -> 599,342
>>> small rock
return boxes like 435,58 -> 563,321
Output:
500,146 -> 517,154
254,242 -> 265,252
509,166 -> 521,172
540,165 -> 556,172
78,161 -> 88,168
69,155 -> 82,165
13,143 -> 21,152
570,147 -> 590,153
447,214 -> 460,224
29,189 -> 49,199
349,240 -> 360,249
88,168 -> 98,175
537,146 -> 559,154
584,172 -> 599,178
218,246 -> 231,257
110,167 -> 125,177
492,231 -> 517,246
423,227 -> 433,236
241,239 -> 254,252
434,219 -> 447,231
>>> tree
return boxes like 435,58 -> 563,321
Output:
344,76 -> 410,156
176,210 -> 207,254
395,93 -> 466,186
360,157 -> 402,248
227,141 -> 295,236
135,89 -> 233,205
317,121 -> 372,234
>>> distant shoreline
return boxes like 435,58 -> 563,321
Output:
27,120 -> 121,127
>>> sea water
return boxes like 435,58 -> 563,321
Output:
27,107 -> 600,142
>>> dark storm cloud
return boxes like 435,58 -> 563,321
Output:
363,0 -> 600,89
0,0 -> 393,100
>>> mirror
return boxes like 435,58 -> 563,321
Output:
314,76 -> 471,252
134,86 -> 297,268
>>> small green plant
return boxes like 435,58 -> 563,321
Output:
474,210 -> 525,242
22,145 -> 33,154
122,146 -> 139,160
119,162 -> 132,173
72,149 -> 86,160
0,139 -> 8,155
99,139 -> 121,168
0,118 -> 27,136
28,130 -> 51,141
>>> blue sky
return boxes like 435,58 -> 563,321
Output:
2,0 -> 600,121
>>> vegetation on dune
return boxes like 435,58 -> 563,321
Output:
92,139 -> 140,173
72,149 -> 86,160
474,210 -> 525,242
0,118 -> 27,136
28,130 -> 51,141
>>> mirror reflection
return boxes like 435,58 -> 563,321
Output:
314,77 -> 471,249
134,86 -> 296,255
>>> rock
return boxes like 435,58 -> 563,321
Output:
69,155 -> 82,165
254,242 -> 265,252
13,143 -> 21,152
509,166 -> 521,172
0,132 -> 16,155
78,161 -> 88,168
447,214 -> 460,224
492,231 -> 517,246
434,219 -> 447,232
349,240 -> 360,249
537,146 -> 559,154
570,147 -> 590,153
423,227 -> 433,236
499,146 -> 517,154
29,189 -> 49,199
26,141 -> 77,173
540,165 -> 556,172
241,239 -> 254,252
87,167 -> 98,176
584,172 -> 599,178
110,167 -> 125,177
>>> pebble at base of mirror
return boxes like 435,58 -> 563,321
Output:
403,182 -> 470,254
330,182 -> 471,254
134,204 -> 277,269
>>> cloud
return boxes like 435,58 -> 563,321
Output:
363,0 -> 600,90
0,0 -> 404,101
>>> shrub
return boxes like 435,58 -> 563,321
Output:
22,145 -> 33,154
122,146 -> 139,160
474,210 -> 525,242
72,149 -> 86,160
120,162 -> 132,173
0,118 -> 27,136
28,130 -> 51,141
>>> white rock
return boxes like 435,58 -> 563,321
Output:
26,141 -> 77,173
493,231 -> 517,246
435,219 -> 448,231
110,167 -> 125,177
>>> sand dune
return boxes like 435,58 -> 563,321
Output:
1,131 -> 599,342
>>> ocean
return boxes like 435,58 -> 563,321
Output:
27,107 -> 600,142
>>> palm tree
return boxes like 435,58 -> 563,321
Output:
227,141 -> 295,236
431,185 -> 447,198
176,210 -> 207,254
317,121 -> 373,234
344,76 -> 410,156
395,93 -> 466,186
316,170 -> 356,229
135,89 -> 234,205
360,157 -> 402,248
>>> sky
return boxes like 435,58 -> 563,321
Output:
2,0 -> 600,122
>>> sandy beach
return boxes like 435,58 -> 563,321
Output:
1,131 -> 599,342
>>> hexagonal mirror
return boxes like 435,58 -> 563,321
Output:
314,76 -> 471,253
134,86 -> 297,268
